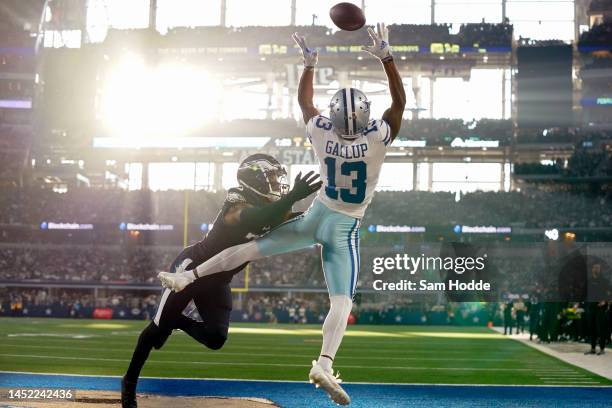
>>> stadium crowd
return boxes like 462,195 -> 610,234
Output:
1,188 -> 611,228
1,240 -> 610,301
148,22 -> 513,49
366,190 -> 612,228
2,287 -> 609,353
0,243 -> 332,287
510,141 -> 612,178
579,21 -> 612,47
0,245 -> 176,283
95,118 -> 520,146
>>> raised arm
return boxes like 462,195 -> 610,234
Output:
380,58 -> 406,142
224,171 -> 321,231
362,23 -> 406,142
292,33 -> 320,124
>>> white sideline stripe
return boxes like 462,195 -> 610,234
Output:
542,373 -> 585,377
539,376 -> 589,379
3,337 -> 535,354
0,343 -> 545,363
543,381 -> 601,384
0,353 -> 581,372
1,370 -> 610,388
491,327 -> 612,380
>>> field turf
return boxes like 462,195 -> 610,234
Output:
0,317 -> 610,386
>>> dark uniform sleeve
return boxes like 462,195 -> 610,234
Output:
217,189 -> 250,226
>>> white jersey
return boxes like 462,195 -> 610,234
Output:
306,115 -> 392,219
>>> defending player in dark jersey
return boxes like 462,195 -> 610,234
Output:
121,154 -> 321,408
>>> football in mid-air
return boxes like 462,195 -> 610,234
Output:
329,2 -> 366,31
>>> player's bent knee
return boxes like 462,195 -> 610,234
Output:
143,322 -> 172,350
205,331 -> 227,350
330,294 -> 353,315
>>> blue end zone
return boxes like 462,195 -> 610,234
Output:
1,373 -> 611,407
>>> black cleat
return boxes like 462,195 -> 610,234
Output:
584,349 -> 596,355
121,376 -> 137,408
597,350 -> 605,356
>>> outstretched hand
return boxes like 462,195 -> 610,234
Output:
287,171 -> 322,202
292,32 -> 319,68
362,23 -> 392,61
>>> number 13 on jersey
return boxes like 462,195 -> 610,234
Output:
324,157 -> 367,204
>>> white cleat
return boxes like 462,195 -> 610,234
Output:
308,360 -> 350,406
157,272 -> 192,292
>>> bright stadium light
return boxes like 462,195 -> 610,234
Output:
101,57 -> 221,141
153,64 -> 221,134
101,54 -> 149,137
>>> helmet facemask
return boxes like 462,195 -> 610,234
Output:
237,155 -> 289,203
264,168 -> 289,201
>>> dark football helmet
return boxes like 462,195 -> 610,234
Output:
237,154 -> 289,203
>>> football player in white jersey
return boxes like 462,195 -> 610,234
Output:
158,23 -> 405,405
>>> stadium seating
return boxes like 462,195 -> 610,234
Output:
1,188 -> 612,228
145,23 -> 513,49
579,22 -> 612,47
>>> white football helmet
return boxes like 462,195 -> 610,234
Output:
329,87 -> 371,139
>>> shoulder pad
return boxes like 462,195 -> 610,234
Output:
225,188 -> 248,205
317,116 -> 332,126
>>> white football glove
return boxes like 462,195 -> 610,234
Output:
362,23 -> 392,61
292,32 -> 318,68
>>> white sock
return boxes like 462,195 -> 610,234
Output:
317,355 -> 333,371
318,295 -> 353,371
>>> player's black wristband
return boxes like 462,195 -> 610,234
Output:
381,55 -> 394,63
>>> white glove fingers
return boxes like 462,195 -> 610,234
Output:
361,45 -> 374,56
292,32 -> 301,46
367,27 -> 377,42
297,38 -> 306,51
293,33 -> 307,51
